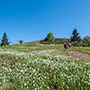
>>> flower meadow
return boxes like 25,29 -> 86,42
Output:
0,44 -> 90,90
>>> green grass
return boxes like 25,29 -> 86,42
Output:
72,46 -> 90,54
0,42 -> 90,90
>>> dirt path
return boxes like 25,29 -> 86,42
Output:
68,51 -> 90,61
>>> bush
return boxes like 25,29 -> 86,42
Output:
71,41 -> 80,46
40,38 -> 70,44
81,36 -> 90,47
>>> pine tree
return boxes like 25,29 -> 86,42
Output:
71,29 -> 81,42
47,32 -> 55,42
1,32 -> 9,46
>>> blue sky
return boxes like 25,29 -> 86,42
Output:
0,0 -> 90,44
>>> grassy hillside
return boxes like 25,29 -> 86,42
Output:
0,41 -> 90,90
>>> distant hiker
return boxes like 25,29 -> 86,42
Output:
68,43 -> 72,50
64,43 -> 67,49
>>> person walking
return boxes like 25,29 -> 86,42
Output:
68,43 -> 72,51
64,43 -> 67,50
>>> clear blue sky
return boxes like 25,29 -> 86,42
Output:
0,0 -> 90,44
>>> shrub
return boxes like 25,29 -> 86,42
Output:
72,41 -> 80,46
81,36 -> 90,47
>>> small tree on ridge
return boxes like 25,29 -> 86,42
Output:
47,32 -> 55,42
19,40 -> 23,44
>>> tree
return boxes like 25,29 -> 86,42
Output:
84,36 -> 90,41
19,40 -> 23,44
82,36 -> 90,46
71,29 -> 81,42
47,32 -> 55,42
1,32 -> 9,46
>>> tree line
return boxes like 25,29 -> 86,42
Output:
1,29 -> 90,47
41,28 -> 90,47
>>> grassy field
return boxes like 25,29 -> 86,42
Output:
0,41 -> 90,90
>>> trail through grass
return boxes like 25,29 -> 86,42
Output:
0,43 -> 90,90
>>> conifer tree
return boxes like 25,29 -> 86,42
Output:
71,29 -> 81,42
1,32 -> 9,46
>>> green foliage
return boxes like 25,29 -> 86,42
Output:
72,46 -> 90,55
84,36 -> 90,40
40,38 -> 70,44
19,40 -> 23,44
55,38 -> 70,44
81,36 -> 90,47
40,32 -> 55,44
72,41 -> 80,46
7,42 -> 10,45
47,32 -> 55,42
1,32 -> 9,46
1,42 -> 5,46
71,29 -> 81,42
